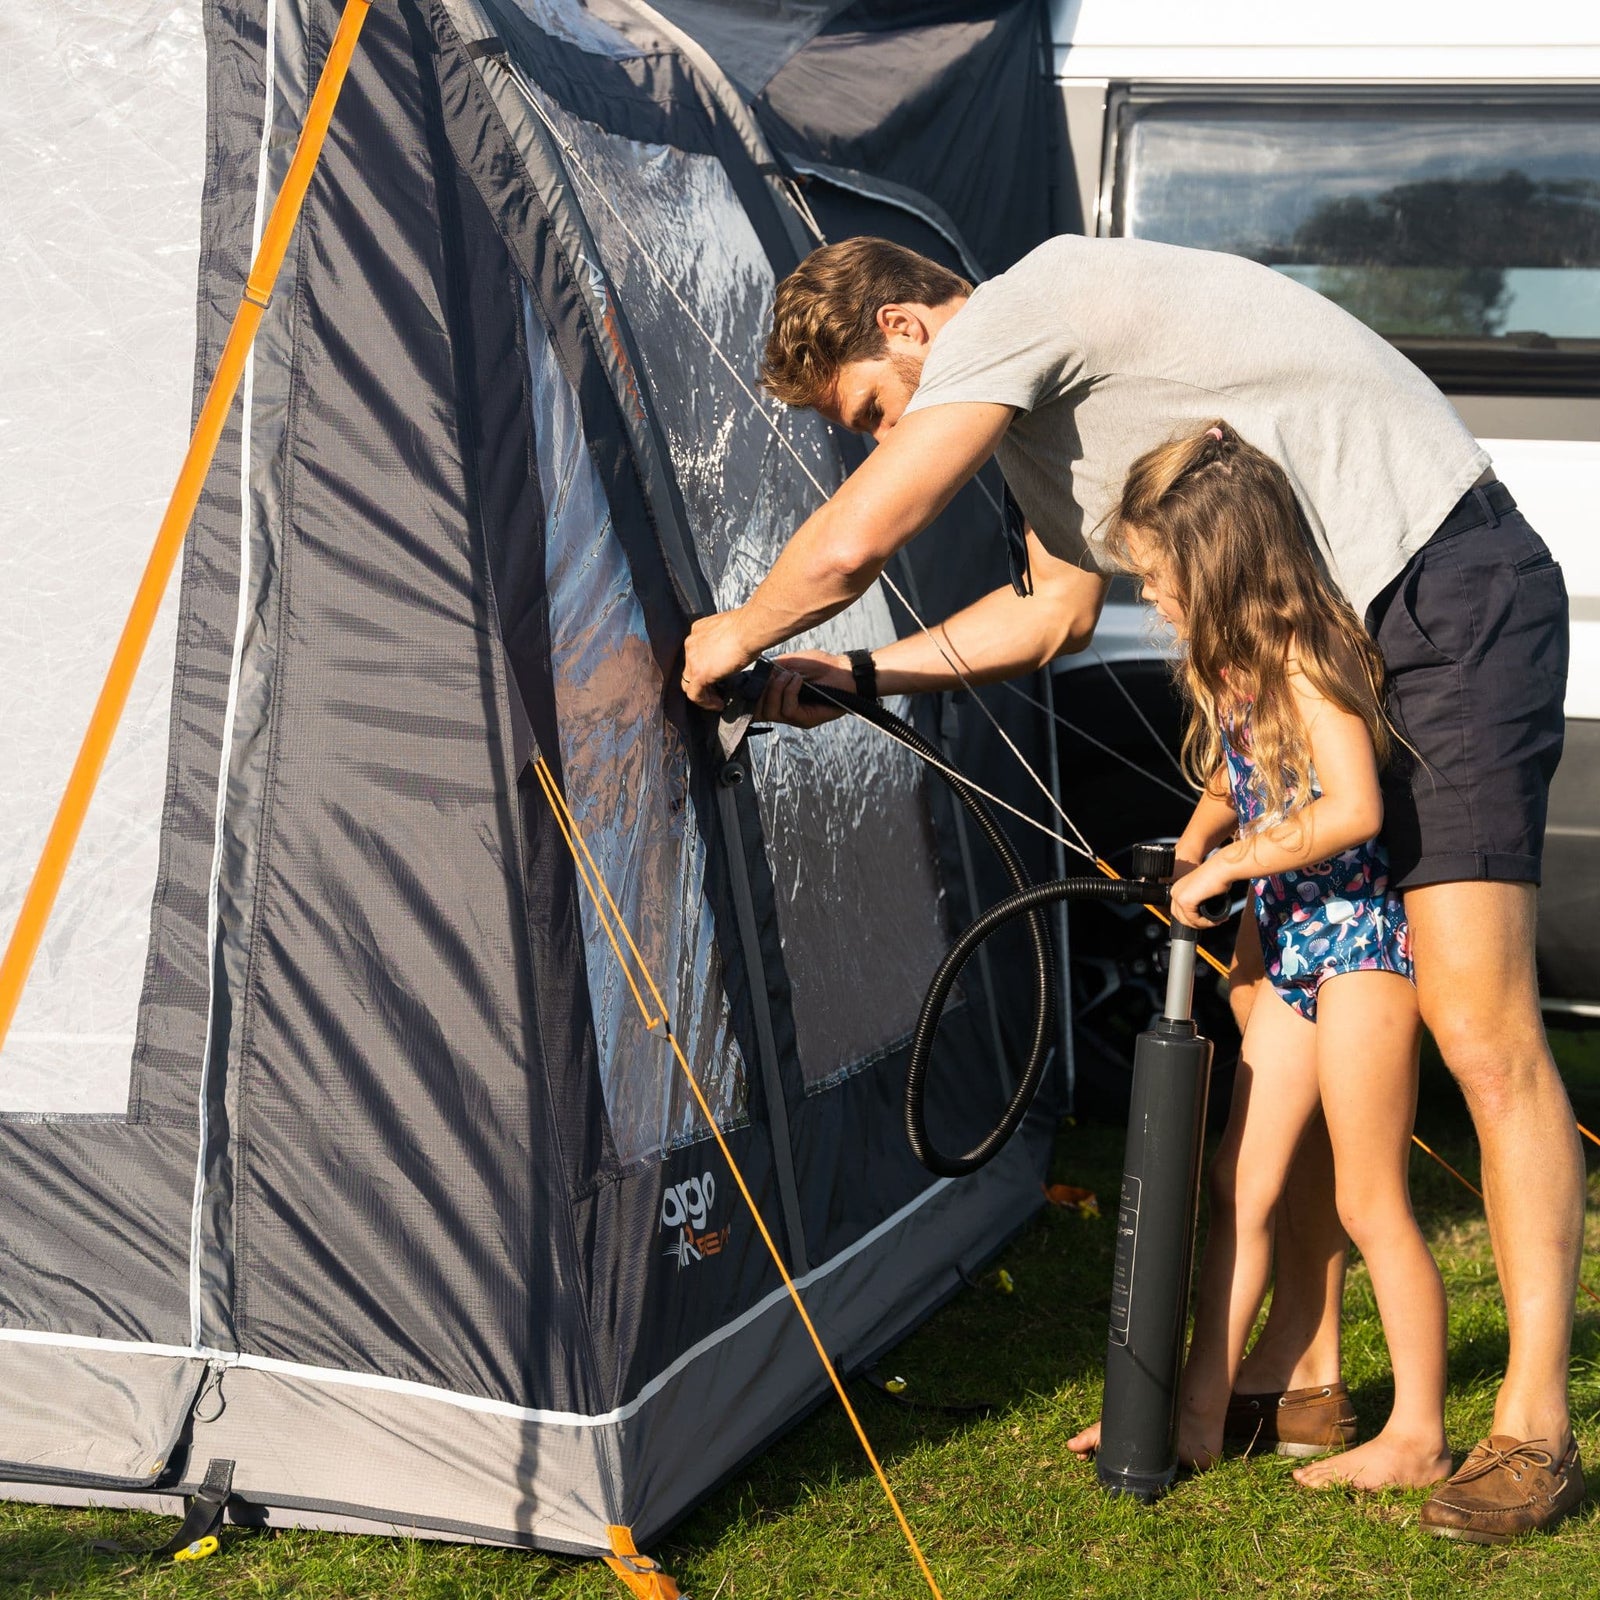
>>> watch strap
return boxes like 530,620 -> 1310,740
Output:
846,647 -> 879,703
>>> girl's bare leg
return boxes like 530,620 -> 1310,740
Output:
1173,983 -> 1323,1467
1233,1112 -> 1347,1391
1227,923 -> 1349,1395
1294,972 -> 1451,1489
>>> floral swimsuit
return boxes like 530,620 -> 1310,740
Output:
1223,713 -> 1412,1022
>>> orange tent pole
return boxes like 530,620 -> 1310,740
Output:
0,0 -> 372,1056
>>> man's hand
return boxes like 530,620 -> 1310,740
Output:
756,652 -> 852,728
682,609 -> 759,710
1168,854 -> 1235,929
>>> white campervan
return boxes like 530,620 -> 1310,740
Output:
1049,0 -> 1600,1006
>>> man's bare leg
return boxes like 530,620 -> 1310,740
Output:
1232,1117 -> 1347,1393
1226,921 -> 1349,1395
1406,880 -> 1583,1450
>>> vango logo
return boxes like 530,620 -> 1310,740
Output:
660,1171 -> 729,1269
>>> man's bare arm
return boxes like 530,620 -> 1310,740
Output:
757,531 -> 1109,725
873,531 -> 1108,691
681,400 -> 1014,705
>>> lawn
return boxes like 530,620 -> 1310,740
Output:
4,1029 -> 1597,1600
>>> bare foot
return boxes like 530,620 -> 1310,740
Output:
1292,1430 -> 1451,1491
1067,1419 -> 1101,1457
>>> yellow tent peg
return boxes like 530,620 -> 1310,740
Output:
604,1527 -> 682,1599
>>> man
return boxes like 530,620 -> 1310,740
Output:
681,236 -> 1584,1538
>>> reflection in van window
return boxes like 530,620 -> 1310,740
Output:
1115,102 -> 1600,346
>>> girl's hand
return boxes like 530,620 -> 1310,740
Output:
1169,856 -> 1235,928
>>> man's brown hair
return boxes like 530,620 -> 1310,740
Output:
761,238 -> 971,409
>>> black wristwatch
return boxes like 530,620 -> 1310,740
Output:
846,648 -> 879,703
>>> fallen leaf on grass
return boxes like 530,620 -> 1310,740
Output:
1043,1183 -> 1099,1217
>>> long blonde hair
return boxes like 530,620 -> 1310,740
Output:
1107,421 -> 1389,821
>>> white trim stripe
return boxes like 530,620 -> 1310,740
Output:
0,1328 -> 198,1361
3,1176 -> 952,1428
190,0 -> 278,1351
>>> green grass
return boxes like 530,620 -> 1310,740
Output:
4,1030 -> 1598,1600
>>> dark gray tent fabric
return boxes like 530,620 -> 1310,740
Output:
654,0 -> 1057,276
0,0 -> 1063,1554
627,0 -> 851,97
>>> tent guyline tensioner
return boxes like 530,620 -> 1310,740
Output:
719,665 -> 1222,1498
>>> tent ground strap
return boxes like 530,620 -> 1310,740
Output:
91,1458 -> 234,1561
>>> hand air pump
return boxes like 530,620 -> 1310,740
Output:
895,831 -> 1217,1499
1095,841 -> 1214,1502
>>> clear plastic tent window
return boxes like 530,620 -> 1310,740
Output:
521,81 -> 956,1088
526,293 -> 747,1164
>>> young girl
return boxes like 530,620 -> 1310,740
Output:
1070,421 -> 1451,1491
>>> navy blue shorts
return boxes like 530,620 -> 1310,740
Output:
1366,483 -> 1569,890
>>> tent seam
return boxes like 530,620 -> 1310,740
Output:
506,275 -> 626,1197
227,1 -> 319,1360
189,0 -> 282,1354
128,0 -> 236,1132
489,51 -> 712,620
422,0 -> 615,1429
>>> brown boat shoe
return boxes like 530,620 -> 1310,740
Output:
1421,1435 -> 1586,1544
1224,1382 -> 1357,1458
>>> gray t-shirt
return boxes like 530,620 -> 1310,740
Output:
903,236 -> 1489,619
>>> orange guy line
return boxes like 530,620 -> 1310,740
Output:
535,761 -> 946,1600
533,761 -> 659,1028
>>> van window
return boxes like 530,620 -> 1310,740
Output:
1109,95 -> 1600,393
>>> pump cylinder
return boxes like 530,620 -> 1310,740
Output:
1096,1013 -> 1213,1501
